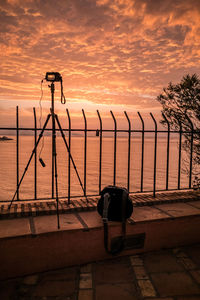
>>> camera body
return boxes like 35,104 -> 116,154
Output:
45,72 -> 62,82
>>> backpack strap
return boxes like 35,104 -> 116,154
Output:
102,193 -> 110,222
103,190 -> 127,255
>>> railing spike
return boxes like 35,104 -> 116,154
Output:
97,110 -> 103,194
150,112 -> 157,197
110,111 -> 117,186
82,109 -> 87,199
124,111 -> 131,191
66,108 -> 71,204
162,112 -> 170,190
137,112 -> 144,192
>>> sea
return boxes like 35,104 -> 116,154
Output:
0,135 -> 190,202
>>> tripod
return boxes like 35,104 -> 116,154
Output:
9,81 -> 87,229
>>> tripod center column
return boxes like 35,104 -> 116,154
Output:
51,82 -> 55,115
51,82 -> 55,199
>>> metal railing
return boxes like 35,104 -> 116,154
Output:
0,106 -> 196,203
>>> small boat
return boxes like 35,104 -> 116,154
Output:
0,136 -> 13,141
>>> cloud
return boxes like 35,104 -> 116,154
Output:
0,0 -> 200,117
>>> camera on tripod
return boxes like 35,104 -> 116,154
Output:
9,71 -> 87,229
45,72 -> 62,82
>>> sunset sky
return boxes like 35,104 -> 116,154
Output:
0,0 -> 200,128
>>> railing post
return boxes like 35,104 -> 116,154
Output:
110,111 -> 117,186
16,106 -> 19,201
137,112 -> 144,192
185,114 -> 194,189
178,120 -> 182,190
162,113 -> 170,190
82,109 -> 87,197
97,110 -> 102,194
66,109 -> 71,204
33,107 -> 37,200
150,113 -> 157,197
124,111 -> 131,192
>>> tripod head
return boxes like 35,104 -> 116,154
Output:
45,72 -> 66,104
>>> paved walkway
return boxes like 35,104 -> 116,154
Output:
1,243 -> 200,300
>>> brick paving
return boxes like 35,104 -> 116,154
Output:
0,244 -> 200,300
0,190 -> 200,219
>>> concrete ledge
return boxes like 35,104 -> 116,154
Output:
1,190 -> 199,219
0,200 -> 200,280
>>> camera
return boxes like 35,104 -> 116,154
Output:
45,72 -> 62,82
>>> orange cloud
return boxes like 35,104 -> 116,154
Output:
0,0 -> 200,124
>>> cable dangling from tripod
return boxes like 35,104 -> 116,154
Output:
38,79 -> 46,167
60,77 -> 66,104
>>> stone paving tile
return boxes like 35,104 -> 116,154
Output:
173,248 -> 189,257
22,274 -> 39,285
23,266 -> 80,298
95,257 -> 134,284
188,200 -> 200,209
190,270 -> 200,285
0,278 -> 20,300
95,283 -> 139,300
177,257 -> 197,270
16,284 -> 32,298
34,213 -> 82,234
130,255 -> 143,266
184,244 -> 200,268
143,251 -> 185,273
40,266 -> 78,282
80,263 -> 92,273
133,206 -> 170,222
151,271 -> 200,297
32,279 -> 76,297
79,273 -> 92,289
137,279 -> 157,297
154,202 -> 200,217
78,289 -> 93,300
132,265 -> 149,280
0,218 -> 31,238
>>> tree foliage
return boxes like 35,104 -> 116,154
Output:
157,74 -> 200,174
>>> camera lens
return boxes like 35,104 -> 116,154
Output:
47,74 -> 55,81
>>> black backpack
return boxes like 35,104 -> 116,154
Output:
97,186 -> 133,255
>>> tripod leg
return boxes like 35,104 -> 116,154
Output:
55,114 -> 88,202
9,114 -> 51,209
52,114 -> 60,229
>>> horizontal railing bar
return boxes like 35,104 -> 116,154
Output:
1,187 -> 194,203
0,127 -> 195,134
0,187 -> 193,203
